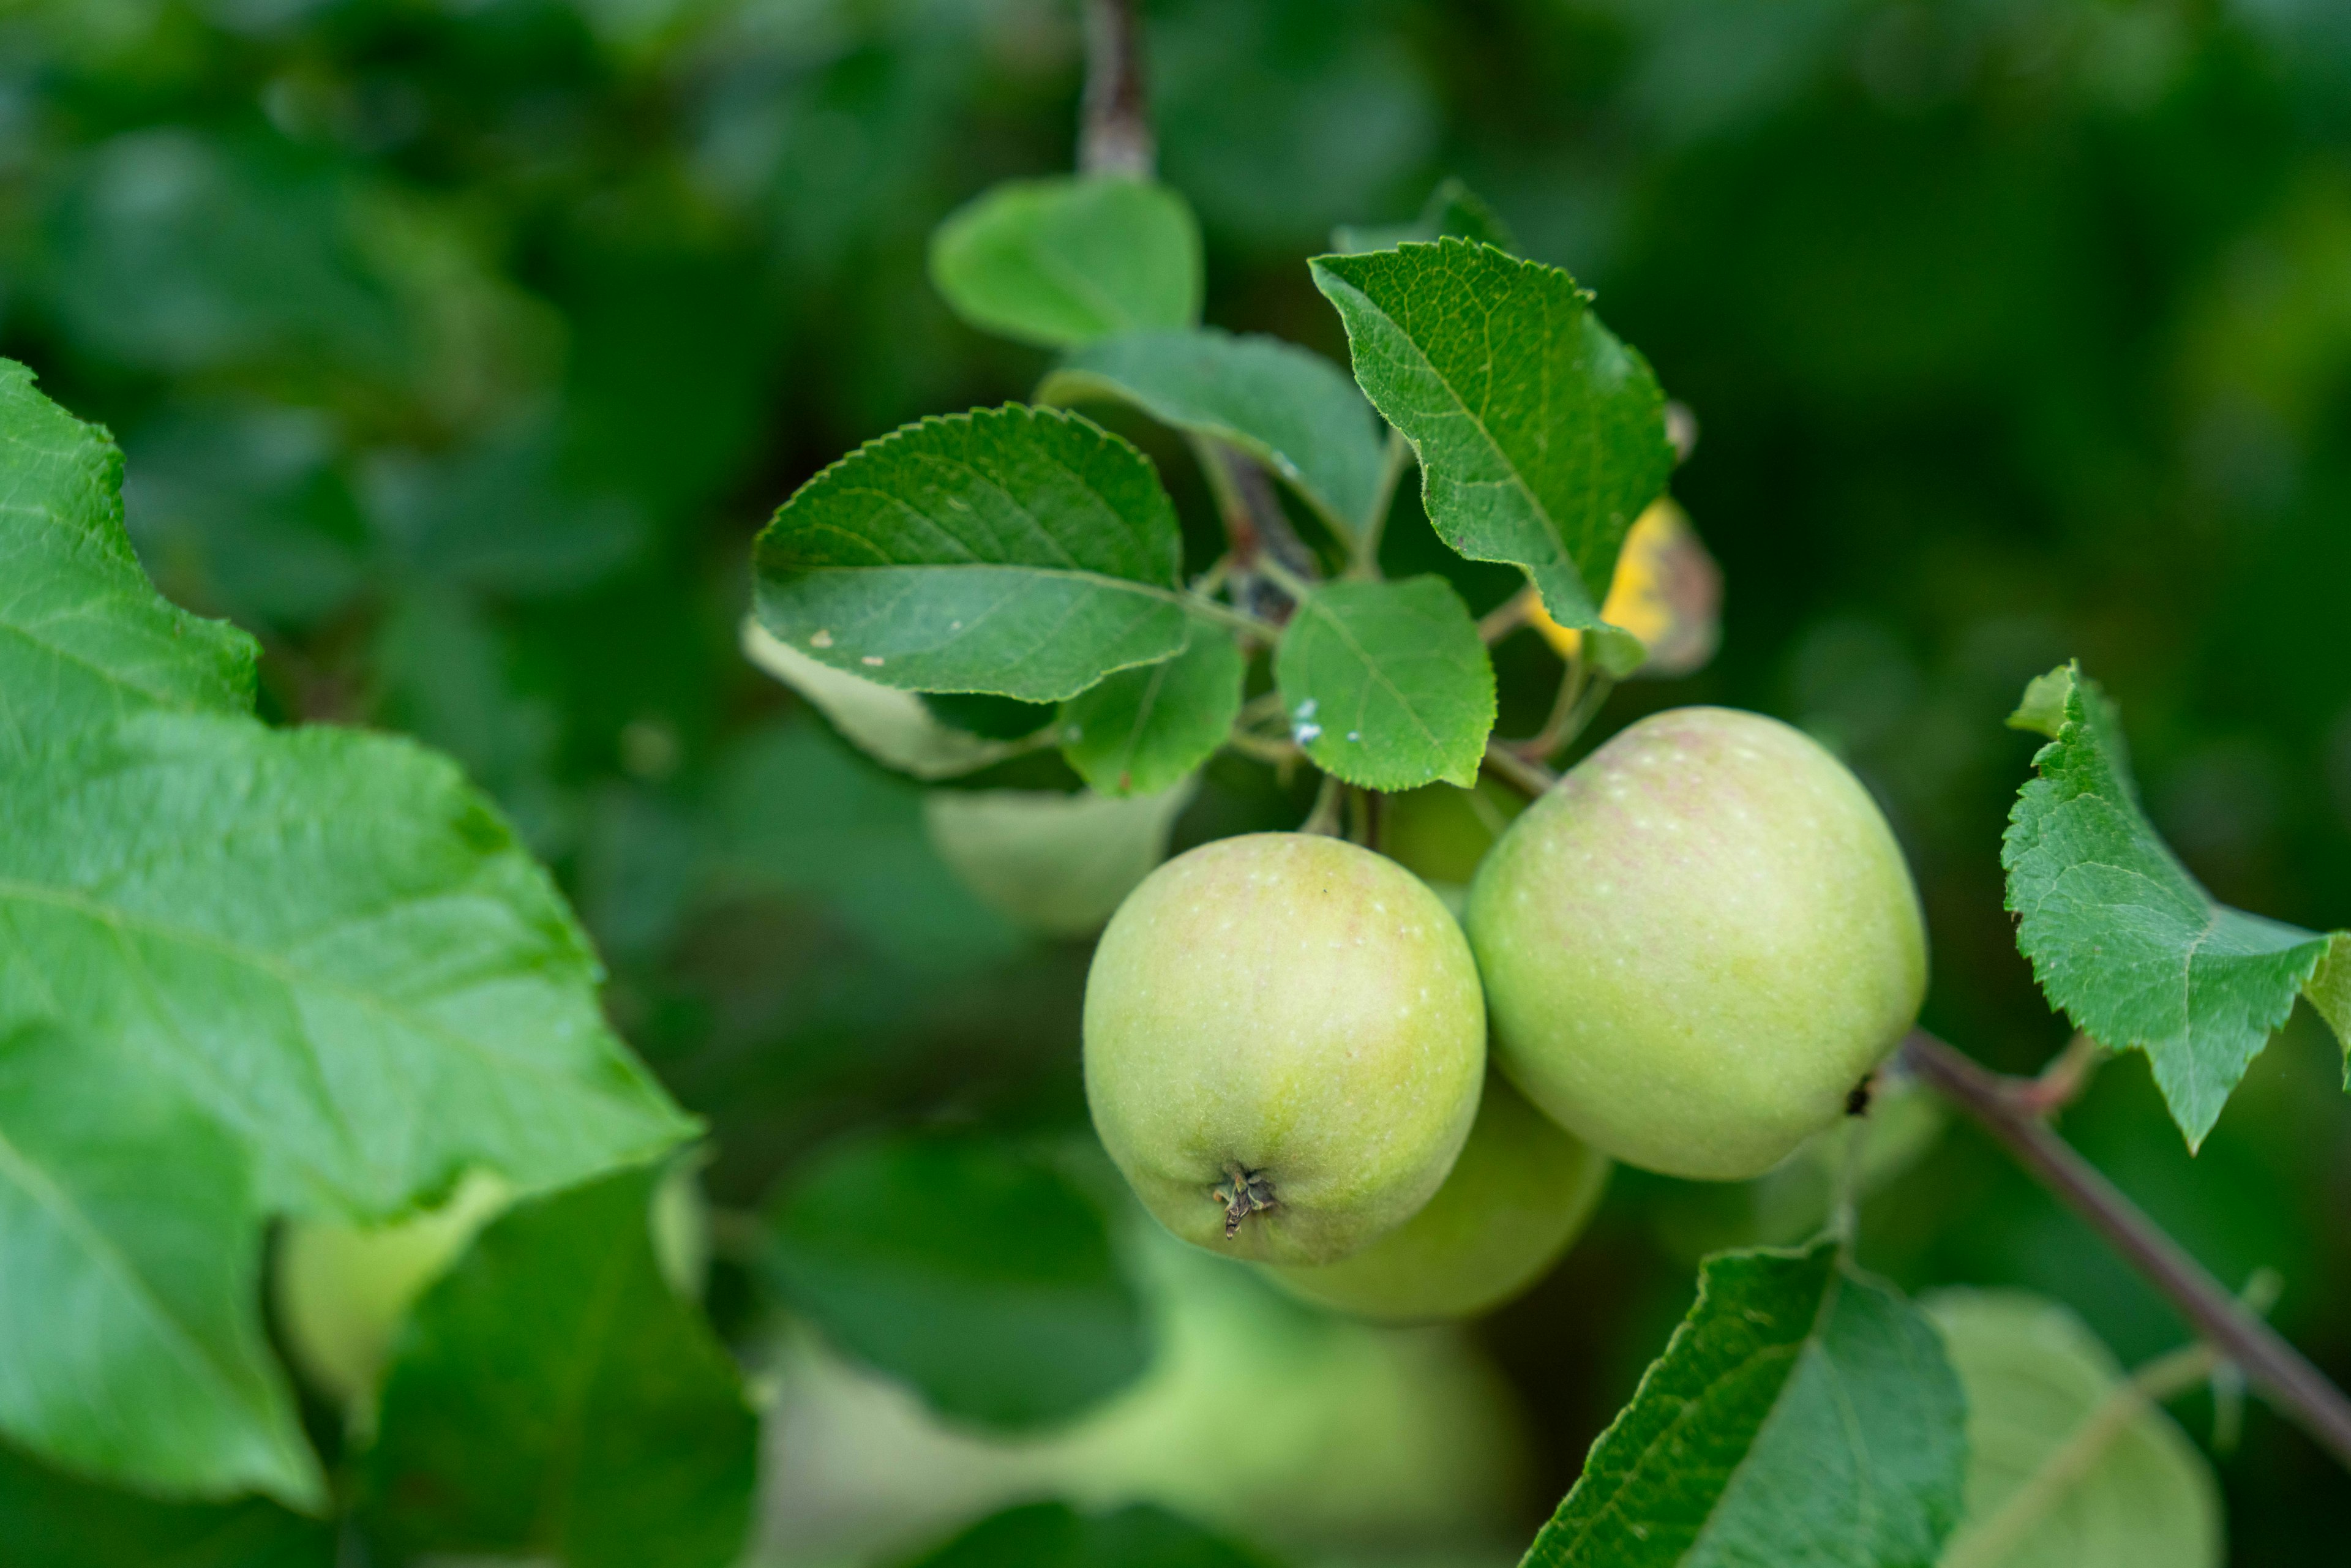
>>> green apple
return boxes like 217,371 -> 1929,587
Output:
1263,1071 -> 1608,1321
1467,707 -> 1927,1181
1084,832 -> 1485,1265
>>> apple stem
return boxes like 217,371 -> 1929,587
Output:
1214,1163 -> 1278,1237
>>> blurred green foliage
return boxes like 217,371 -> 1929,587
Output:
4,0 -> 2349,1561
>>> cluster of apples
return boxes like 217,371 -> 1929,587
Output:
1083,707 -> 1929,1321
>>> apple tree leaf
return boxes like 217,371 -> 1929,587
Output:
1309,240 -> 1671,664
0,1024 -> 321,1509
1523,1241 -> 1966,1567
2002,661 -> 2347,1148
752,406 -> 1193,703
0,1434 -> 332,1568
762,1131 -> 1149,1431
1274,576 -> 1494,791
929,176 -> 1201,349
1331,175 -> 1520,255
364,1166 -> 758,1568
1039,329 -> 1387,538
1057,629 -> 1245,797
1924,1290 -> 2222,1568
0,358 -> 256,761
901,1501 -> 1274,1568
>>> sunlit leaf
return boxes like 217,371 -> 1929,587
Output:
1310,240 -> 1671,659
1924,1291 -> 2222,1568
0,359 -> 256,761
751,406 -> 1191,703
1526,498 -> 1721,680
763,1133 -> 1149,1430
1524,1241 -> 1965,1567
1058,631 -> 1245,798
1275,576 -> 1494,790
365,1166 -> 757,1568
929,176 -> 1201,348
2003,661 -> 2348,1147
1039,329 -> 1385,536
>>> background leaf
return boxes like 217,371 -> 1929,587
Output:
1039,330 -> 1385,536
0,712 -> 694,1218
1524,1242 -> 1966,1568
0,1024 -> 318,1507
929,177 -> 1202,349
762,1132 -> 1150,1430
1273,576 -> 1494,790
364,1165 -> 757,1568
0,1436 -> 332,1568
0,359 -> 255,760
899,1500 -> 1274,1568
1309,240 -> 1672,635
752,406 -> 1191,703
1058,631 -> 1246,797
2002,662 -> 2347,1147
1331,175 -> 1520,255
1924,1290 -> 2222,1568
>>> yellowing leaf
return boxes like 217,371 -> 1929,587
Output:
1529,497 -> 1720,678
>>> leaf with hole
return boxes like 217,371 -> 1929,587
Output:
1057,629 -> 1245,797
752,406 -> 1193,703
2003,661 -> 2349,1148
930,176 -> 1201,348
364,1166 -> 758,1568
1275,576 -> 1494,790
1524,1240 -> 1966,1567
1310,241 -> 1671,662
1040,329 -> 1386,538
762,1131 -> 1149,1430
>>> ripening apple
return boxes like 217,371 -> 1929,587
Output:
1466,707 -> 1927,1181
1263,1071 -> 1608,1321
1083,832 -> 1486,1265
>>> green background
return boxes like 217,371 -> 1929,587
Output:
2,0 -> 2346,1561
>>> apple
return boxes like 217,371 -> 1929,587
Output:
1263,1071 -> 1607,1321
1084,832 -> 1485,1264
1466,707 -> 1926,1181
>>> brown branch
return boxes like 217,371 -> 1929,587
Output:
1080,0 -> 1154,178
1902,1028 -> 2351,1473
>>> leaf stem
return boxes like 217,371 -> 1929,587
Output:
1300,771 -> 1344,836
1901,1029 -> 2351,1474
1480,740 -> 1558,800
1348,426 -> 1411,580
1254,555 -> 1318,607
1477,585 -> 1537,643
1079,0 -> 1153,178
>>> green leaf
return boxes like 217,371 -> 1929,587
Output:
1524,1241 -> 1966,1568
1275,576 -> 1494,790
1332,176 -> 1520,255
0,359 -> 256,761
1058,629 -> 1246,797
762,1132 -> 1150,1430
0,711 -> 695,1218
2001,662 -> 2347,1147
929,176 -> 1202,348
1309,240 -> 1673,634
0,1024 -> 321,1509
0,1435 -> 332,1568
751,406 -> 1192,703
742,620 -> 1029,781
1038,329 -> 1386,536
923,781 -> 1198,938
1924,1291 -> 2222,1568
364,1166 -> 758,1568
900,1501 -> 1273,1568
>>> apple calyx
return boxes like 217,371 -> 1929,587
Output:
1214,1163 -> 1278,1237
